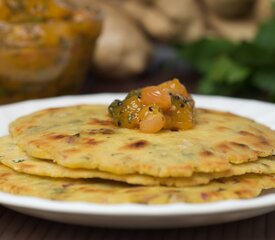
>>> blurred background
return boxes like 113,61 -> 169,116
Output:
0,0 -> 275,104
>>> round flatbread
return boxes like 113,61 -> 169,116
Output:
9,105 -> 275,177
0,163 -> 274,204
0,136 -> 210,186
1,136 -> 275,187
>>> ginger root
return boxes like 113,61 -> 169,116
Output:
122,0 -> 206,42
67,0 -> 153,78
204,0 -> 257,19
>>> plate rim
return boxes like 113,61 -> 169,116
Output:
1,191 -> 275,217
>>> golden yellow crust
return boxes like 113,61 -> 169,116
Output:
0,162 -> 274,204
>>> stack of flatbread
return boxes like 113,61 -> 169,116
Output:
0,104 -> 274,204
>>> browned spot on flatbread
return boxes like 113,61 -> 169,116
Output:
239,130 -> 272,147
0,172 -> 12,178
88,128 -> 114,135
20,163 -> 34,168
216,143 -> 232,153
234,189 -> 254,198
238,130 -> 256,137
27,138 -> 49,148
216,126 -> 231,131
200,150 -> 214,157
83,138 -> 104,146
48,134 -> 68,140
65,133 -> 81,144
63,148 -> 79,155
89,118 -> 113,126
200,192 -> 209,201
257,136 -> 270,145
45,133 -> 81,144
67,136 -> 76,144
229,142 -> 250,149
123,140 -> 149,150
62,183 -> 75,188
200,190 -> 222,201
267,176 -> 275,184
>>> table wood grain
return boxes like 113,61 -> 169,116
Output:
0,205 -> 274,240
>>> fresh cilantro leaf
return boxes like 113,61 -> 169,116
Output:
252,70 -> 275,100
178,39 -> 235,73
204,56 -> 250,84
12,159 -> 25,163
254,19 -> 275,51
234,42 -> 275,68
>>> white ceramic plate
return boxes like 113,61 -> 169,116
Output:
0,93 -> 274,228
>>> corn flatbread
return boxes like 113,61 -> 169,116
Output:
0,135 -> 208,186
9,105 -> 275,178
0,162 -> 274,204
2,136 -> 275,187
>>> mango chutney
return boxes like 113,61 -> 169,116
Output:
0,0 -> 102,103
108,79 -> 195,133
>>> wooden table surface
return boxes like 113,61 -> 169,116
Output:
1,69 -> 274,239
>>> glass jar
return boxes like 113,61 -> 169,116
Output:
0,0 -> 102,104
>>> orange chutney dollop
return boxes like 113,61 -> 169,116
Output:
108,79 -> 195,133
